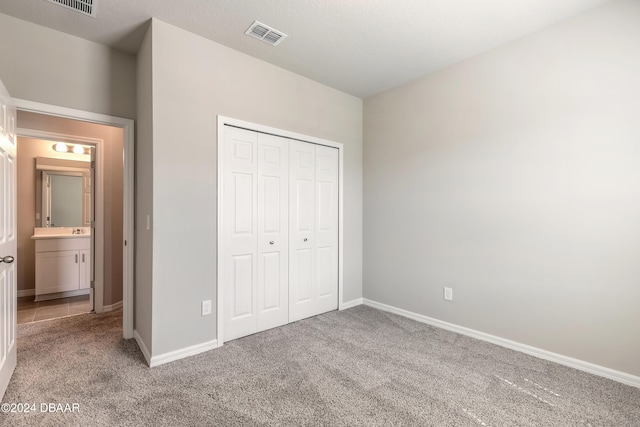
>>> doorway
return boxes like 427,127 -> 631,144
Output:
14,99 -> 134,339
16,131 -> 97,323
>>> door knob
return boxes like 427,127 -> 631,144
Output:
0,256 -> 14,264
303,238 -> 308,242
269,241 -> 274,245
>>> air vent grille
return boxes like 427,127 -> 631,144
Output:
47,0 -> 97,18
245,21 -> 287,46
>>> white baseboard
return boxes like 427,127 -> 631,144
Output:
103,300 -> 123,312
149,339 -> 219,368
133,330 -> 152,366
17,289 -> 35,297
341,298 -> 363,310
363,298 -> 640,389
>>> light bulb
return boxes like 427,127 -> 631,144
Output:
73,145 -> 85,154
54,142 -> 68,152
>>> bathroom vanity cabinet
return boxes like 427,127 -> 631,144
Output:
33,235 -> 91,300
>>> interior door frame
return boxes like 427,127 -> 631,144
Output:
18,129 -> 102,310
216,116 -> 344,345
15,99 -> 135,339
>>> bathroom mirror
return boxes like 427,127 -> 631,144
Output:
42,171 -> 84,227
36,157 -> 91,228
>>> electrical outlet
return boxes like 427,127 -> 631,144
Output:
444,287 -> 453,301
201,300 -> 212,316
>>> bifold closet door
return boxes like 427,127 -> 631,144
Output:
256,133 -> 289,332
222,126 -> 289,341
289,141 -> 339,322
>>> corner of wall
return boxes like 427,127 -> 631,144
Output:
133,21 -> 154,353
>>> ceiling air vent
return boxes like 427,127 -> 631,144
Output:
47,0 -> 97,18
245,21 -> 287,46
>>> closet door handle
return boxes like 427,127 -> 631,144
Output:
75,254 -> 79,263
303,238 -> 308,242
269,241 -> 274,245
82,253 -> 85,263
0,256 -> 14,264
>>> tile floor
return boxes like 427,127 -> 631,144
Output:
17,294 -> 92,324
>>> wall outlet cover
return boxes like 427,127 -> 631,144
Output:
444,287 -> 453,301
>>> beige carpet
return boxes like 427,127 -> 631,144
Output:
2,306 -> 639,426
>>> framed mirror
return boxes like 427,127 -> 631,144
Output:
42,171 -> 84,227
36,157 -> 91,228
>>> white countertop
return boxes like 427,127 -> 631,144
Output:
31,234 -> 91,240
31,227 -> 91,240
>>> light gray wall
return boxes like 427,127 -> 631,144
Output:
135,23 -> 154,354
363,0 -> 640,377
0,12 -> 136,120
148,19 -> 363,356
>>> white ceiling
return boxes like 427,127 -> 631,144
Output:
0,0 -> 611,98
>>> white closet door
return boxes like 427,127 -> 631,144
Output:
313,145 -> 339,315
223,127 -> 290,341
223,126 -> 258,341
289,142 -> 339,321
256,133 -> 289,332
223,125 -> 339,340
289,141 -> 316,321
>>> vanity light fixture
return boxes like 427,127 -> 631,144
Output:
51,142 -> 89,155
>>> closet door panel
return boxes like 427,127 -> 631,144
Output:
289,141 -> 316,322
295,180 -> 313,232
232,254 -> 254,317
261,252 -> 281,310
314,146 -> 339,315
257,134 -> 289,332
296,248 -> 313,302
223,126 -> 258,341
316,246 -> 335,298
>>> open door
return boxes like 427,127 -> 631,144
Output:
89,146 -> 96,311
0,78 -> 17,400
